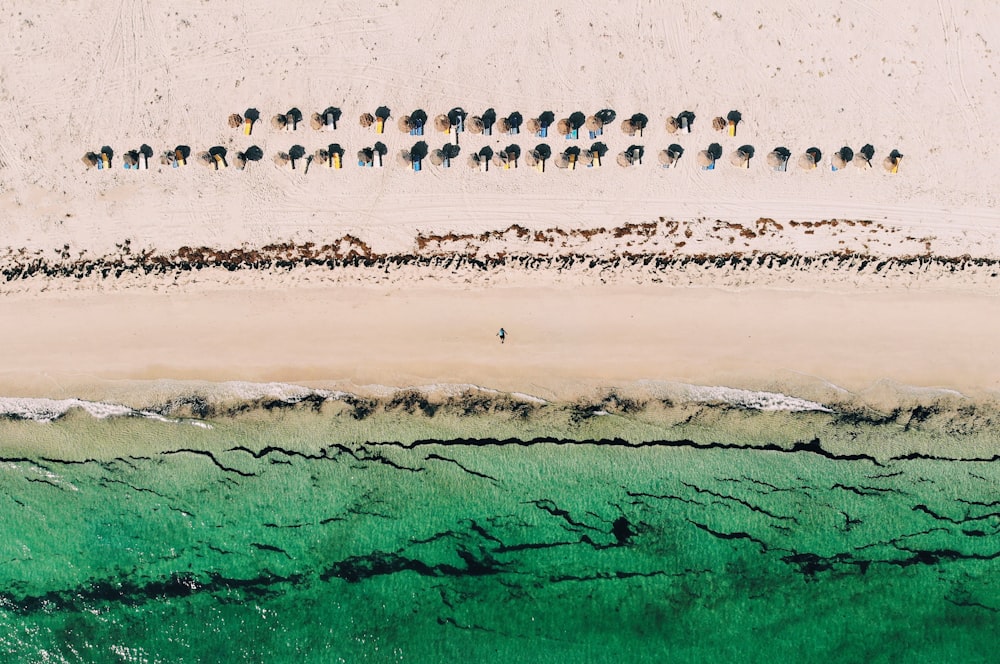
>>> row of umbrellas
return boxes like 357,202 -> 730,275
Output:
224,107 -> 752,138
84,142 -> 903,173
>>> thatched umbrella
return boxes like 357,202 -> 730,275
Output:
524,150 -> 538,168
578,149 -> 593,166
496,117 -> 510,134
396,150 -> 412,166
357,148 -> 373,165
309,113 -> 324,130
621,119 -> 636,136
398,115 -> 414,133
884,150 -> 903,172
798,152 -> 817,171
766,151 -> 787,168
274,152 -> 291,168
197,151 -> 215,169
467,153 -> 482,169
665,116 -> 679,133
712,116 -> 726,131
123,151 -> 138,167
159,152 -> 173,166
314,148 -> 330,166
430,149 -> 445,166
359,113 -> 375,128
491,151 -> 506,169
556,118 -> 572,136
81,152 -> 98,168
271,114 -> 288,129
434,114 -> 450,132
585,115 -> 603,132
467,116 -> 484,134
526,118 -> 541,134
617,152 -> 633,168
658,149 -> 676,167
554,152 -> 570,169
696,150 -> 715,167
234,152 -> 248,170
730,149 -> 750,168
832,154 -> 847,170
228,113 -> 243,129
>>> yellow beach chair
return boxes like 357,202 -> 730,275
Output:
569,153 -> 576,170
332,152 -> 342,169
375,117 -> 384,134
891,157 -> 901,174
100,152 -> 110,169
244,118 -> 253,135
592,150 -> 601,167
728,120 -> 736,136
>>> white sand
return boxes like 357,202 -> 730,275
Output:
0,0 -> 997,399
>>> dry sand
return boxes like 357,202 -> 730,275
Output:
0,0 -> 997,399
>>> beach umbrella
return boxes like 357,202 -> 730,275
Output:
357,148 -> 373,165
496,117 -> 510,134
310,113 -> 324,130
429,149 -> 445,166
396,150 -> 412,166
271,114 -> 288,129
556,118 -> 572,135
629,113 -> 648,131
585,115 -> 603,132
467,116 -> 484,134
554,152 -> 570,169
616,152 -> 633,168
273,152 -> 291,168
524,150 -> 538,168
234,152 -> 247,170
228,113 -> 243,129
123,151 -> 138,167
443,143 -> 461,159
245,146 -> 264,161
883,150 -> 903,172
196,151 -> 214,169
492,151 -> 506,168
696,150 -> 714,167
434,114 -> 450,132
658,149 -> 676,166
467,153 -> 481,169
359,113 -> 374,128
798,152 -> 817,170
621,119 -> 637,136
730,149 -> 750,168
314,148 -> 330,165
832,154 -> 847,170
665,116 -> 679,133
766,151 -> 786,168
712,116 -> 726,131
81,152 -> 98,168
398,115 -> 414,133
159,152 -> 173,166
526,118 -> 541,134
578,149 -> 593,166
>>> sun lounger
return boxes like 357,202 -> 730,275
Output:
443,157 -> 450,168
891,157 -> 901,174
244,118 -> 253,135
175,150 -> 185,166
480,159 -> 488,173
565,128 -> 578,140
538,126 -> 548,138
214,154 -> 227,169
413,159 -> 421,172
702,161 -> 715,170
728,120 -> 736,137
568,153 -> 576,170
123,162 -> 132,170
325,113 -> 336,131
332,153 -> 341,169
100,153 -> 110,169
375,117 -> 384,134
375,153 -> 382,168
680,116 -> 690,133
503,158 -> 511,170
138,154 -> 148,170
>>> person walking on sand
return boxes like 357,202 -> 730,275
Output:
497,328 -> 506,344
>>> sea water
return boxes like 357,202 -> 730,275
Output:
1,384 -> 999,662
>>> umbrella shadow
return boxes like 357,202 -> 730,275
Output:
443,143 -> 461,159
448,108 -> 466,126
174,145 -> 190,160
727,110 -> 742,124
327,143 -> 344,157
507,111 -> 523,130
410,109 -> 428,127
539,110 -> 555,127
806,147 -> 822,162
482,108 -> 497,129
208,146 -> 227,158
627,145 -> 645,160
374,141 -> 387,156
677,110 -> 696,128
630,113 -> 648,129
245,145 -> 264,161
375,106 -> 391,120
139,144 -> 153,158
569,111 -> 586,129
479,146 -> 494,160
286,108 -> 303,128
668,143 -> 684,159
244,108 -> 260,122
410,141 -> 429,161
595,109 -> 616,125
322,107 -> 342,126
707,143 -> 723,160
738,145 -> 755,159
534,144 -> 552,160
505,144 -> 521,159
289,145 -> 306,160
860,144 -> 875,160
590,142 -> 608,157
101,146 -> 114,159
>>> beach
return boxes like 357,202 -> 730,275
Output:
2,0 -> 1000,660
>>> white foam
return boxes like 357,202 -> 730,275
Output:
0,396 -> 210,426
681,385 -> 831,412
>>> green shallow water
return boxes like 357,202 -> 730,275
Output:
3,413 -> 1000,662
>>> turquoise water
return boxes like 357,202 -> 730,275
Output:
2,389 -> 1000,662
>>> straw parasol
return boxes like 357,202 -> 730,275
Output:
798,153 -> 817,170
832,154 -> 847,170
712,116 -> 726,131
398,115 -> 414,133
616,152 -> 633,168
585,115 -> 603,132
467,116 -> 484,134
556,118 -> 572,136
578,149 -> 593,166
314,148 -> 330,165
359,113 -> 374,128
730,150 -> 749,168
357,148 -> 373,165
434,114 -> 450,132
658,149 -> 676,167
524,150 -> 538,168
467,153 -> 481,169
396,150 -> 412,166
496,117 -> 510,134
696,150 -> 714,167
491,151 -> 506,168
81,152 -> 98,168
554,152 -> 570,169
526,118 -> 541,134
621,119 -> 636,136
310,113 -> 324,130
123,152 -> 138,167
228,113 -> 243,129
159,152 -> 173,166
273,152 -> 290,168
883,150 -> 903,171
196,151 -> 214,169
271,114 -> 287,129
430,149 -> 445,166
234,152 -> 247,170
665,116 -> 679,133
766,151 -> 785,168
